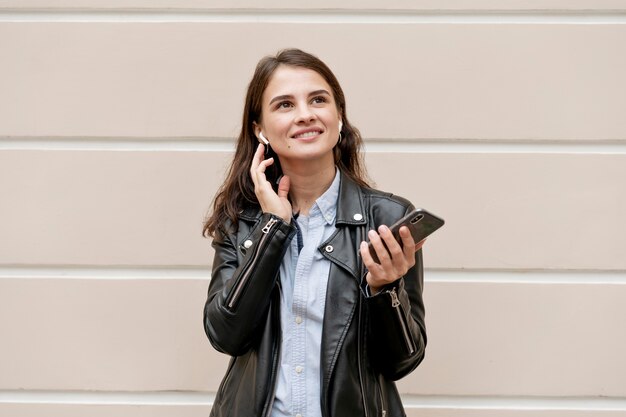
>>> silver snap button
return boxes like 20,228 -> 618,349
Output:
353,213 -> 363,221
243,239 -> 253,249
325,245 -> 334,253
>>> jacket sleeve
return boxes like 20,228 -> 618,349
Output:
365,228 -> 427,380
203,213 -> 296,356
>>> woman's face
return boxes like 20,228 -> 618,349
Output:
254,65 -> 342,170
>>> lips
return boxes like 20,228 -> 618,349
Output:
291,128 -> 323,139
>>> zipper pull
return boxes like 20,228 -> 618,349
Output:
262,218 -> 278,234
389,287 -> 401,308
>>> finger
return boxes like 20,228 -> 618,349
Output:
378,225 -> 404,260
395,227 -> 417,269
257,156 -> 274,171
254,154 -> 274,181
398,226 -> 417,257
251,143 -> 264,169
378,225 -> 415,277
360,240 -> 375,264
368,229 -> 392,266
360,240 -> 396,288
359,241 -> 382,272
254,157 -> 274,186
250,144 -> 265,186
414,238 -> 426,251
277,175 -> 290,199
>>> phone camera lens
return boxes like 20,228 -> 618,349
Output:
410,214 -> 424,224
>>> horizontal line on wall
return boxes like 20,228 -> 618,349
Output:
427,269 -> 626,285
403,394 -> 626,411
363,138 -> 626,154
0,9 -> 626,24
0,390 -> 214,406
1,266 -> 625,284
1,390 -> 626,411
0,137 -> 236,152
0,266 -> 212,280
1,137 -> 625,154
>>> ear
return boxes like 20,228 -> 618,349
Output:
252,122 -> 269,145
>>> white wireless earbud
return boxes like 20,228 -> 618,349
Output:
258,132 -> 270,146
338,121 -> 343,132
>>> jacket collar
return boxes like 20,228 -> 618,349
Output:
335,170 -> 368,227
319,169 -> 369,281
239,169 -> 369,227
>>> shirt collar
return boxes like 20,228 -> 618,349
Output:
311,168 -> 340,226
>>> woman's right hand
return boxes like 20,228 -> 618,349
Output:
250,143 -> 292,221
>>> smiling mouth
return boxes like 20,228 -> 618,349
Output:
292,130 -> 323,139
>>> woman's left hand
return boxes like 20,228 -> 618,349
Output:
359,225 -> 425,295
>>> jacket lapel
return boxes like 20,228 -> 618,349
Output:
319,171 -> 368,397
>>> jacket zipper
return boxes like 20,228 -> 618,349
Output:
263,284 -> 282,417
377,382 -> 386,417
389,287 -> 416,355
356,298 -> 369,417
262,218 -> 278,233
226,217 -> 278,309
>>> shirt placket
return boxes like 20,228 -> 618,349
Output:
290,213 -> 324,417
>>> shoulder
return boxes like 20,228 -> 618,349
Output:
212,205 -> 262,244
361,185 -> 414,211
360,186 -> 415,224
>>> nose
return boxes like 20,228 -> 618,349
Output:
294,104 -> 316,124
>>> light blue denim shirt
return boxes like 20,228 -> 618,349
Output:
271,169 -> 340,417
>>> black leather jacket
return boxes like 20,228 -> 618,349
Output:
203,171 -> 427,417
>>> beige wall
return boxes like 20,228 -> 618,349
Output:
1,2 -> 625,416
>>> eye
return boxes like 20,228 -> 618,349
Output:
276,101 -> 293,110
311,96 -> 328,104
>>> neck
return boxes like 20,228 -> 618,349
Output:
281,160 -> 336,216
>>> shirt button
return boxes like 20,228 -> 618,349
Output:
353,213 -> 363,221
295,316 -> 303,324
325,245 -> 334,253
295,365 -> 303,374
243,239 -> 253,249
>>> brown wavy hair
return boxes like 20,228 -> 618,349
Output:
203,48 -> 370,240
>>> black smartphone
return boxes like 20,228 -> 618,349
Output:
367,208 -> 445,264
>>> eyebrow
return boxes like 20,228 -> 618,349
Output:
268,89 -> 331,105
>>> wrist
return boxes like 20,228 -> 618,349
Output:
365,272 -> 382,295
369,285 -> 383,296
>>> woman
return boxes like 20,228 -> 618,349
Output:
203,48 -> 427,417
